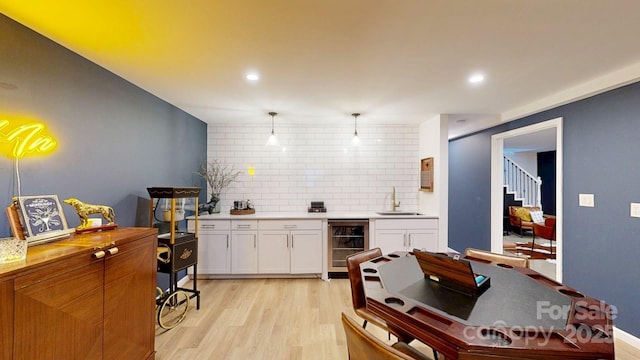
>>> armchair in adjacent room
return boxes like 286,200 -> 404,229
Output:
508,206 -> 543,238
532,217 -> 556,258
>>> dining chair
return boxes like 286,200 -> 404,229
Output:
464,247 -> 529,268
345,248 -> 403,339
341,312 -> 430,360
346,249 -> 440,359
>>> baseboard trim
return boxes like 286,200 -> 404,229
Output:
177,275 -> 189,287
615,326 -> 640,350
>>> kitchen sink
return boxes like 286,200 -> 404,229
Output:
376,211 -> 421,216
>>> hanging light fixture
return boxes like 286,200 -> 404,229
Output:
265,111 -> 280,146
351,113 -> 361,146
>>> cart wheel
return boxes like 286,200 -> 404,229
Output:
158,290 -> 190,329
155,287 -> 164,309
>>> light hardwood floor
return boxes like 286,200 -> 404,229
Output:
155,278 -> 638,360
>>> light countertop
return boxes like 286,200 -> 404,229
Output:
188,211 -> 438,221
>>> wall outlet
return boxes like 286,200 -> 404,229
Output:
579,193 -> 595,207
631,203 -> 640,218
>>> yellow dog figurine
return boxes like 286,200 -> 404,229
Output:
63,198 -> 115,229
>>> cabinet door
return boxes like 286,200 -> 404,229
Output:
0,279 -> 13,360
375,229 -> 407,254
407,229 -> 438,252
291,230 -> 323,274
406,229 -> 438,252
258,231 -> 290,273
14,256 -> 104,360
231,231 -> 258,273
104,236 -> 156,360
199,232 -> 231,274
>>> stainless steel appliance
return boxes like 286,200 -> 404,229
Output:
328,219 -> 369,276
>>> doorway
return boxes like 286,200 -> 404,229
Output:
490,118 -> 563,281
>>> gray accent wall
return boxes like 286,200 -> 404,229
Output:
0,14 -> 207,236
449,81 -> 640,337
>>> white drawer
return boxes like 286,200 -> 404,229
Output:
375,218 -> 438,230
199,220 -> 231,232
258,219 -> 322,230
232,220 -> 258,230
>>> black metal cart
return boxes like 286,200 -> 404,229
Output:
147,187 -> 201,329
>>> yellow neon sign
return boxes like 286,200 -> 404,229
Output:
0,118 -> 58,158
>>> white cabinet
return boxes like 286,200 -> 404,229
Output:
374,218 -> 438,254
231,220 -> 258,274
198,220 -> 231,274
258,230 -> 290,273
258,220 -> 322,274
190,218 -> 322,276
188,219 -> 232,275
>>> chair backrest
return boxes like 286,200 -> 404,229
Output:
533,220 -> 556,240
346,248 -> 383,312
341,312 -> 413,360
464,248 -> 529,268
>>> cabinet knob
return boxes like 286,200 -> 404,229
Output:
94,250 -> 106,259
107,247 -> 119,255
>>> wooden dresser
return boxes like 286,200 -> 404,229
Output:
0,227 -> 157,360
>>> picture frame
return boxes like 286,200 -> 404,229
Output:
13,195 -> 73,245
420,157 -> 434,192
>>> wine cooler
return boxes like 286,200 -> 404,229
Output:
328,219 -> 369,275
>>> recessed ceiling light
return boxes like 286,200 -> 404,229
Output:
468,73 -> 485,84
246,72 -> 260,81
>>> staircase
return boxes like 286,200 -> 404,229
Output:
503,155 -> 542,208
503,156 -> 554,259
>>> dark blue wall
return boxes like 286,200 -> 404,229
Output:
537,151 -> 556,215
1,14 -> 207,238
449,81 -> 640,337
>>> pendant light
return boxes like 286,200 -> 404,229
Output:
265,111 -> 280,146
351,113 -> 361,146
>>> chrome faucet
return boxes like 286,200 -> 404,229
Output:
391,187 -> 401,211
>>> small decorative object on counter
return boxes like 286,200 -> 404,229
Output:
12,195 -> 75,245
63,197 -> 118,233
230,199 -> 255,215
0,237 -> 27,263
308,201 -> 326,213
196,160 -> 241,214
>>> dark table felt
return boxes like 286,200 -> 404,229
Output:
375,255 -> 571,329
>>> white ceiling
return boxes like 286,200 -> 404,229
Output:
504,127 -> 557,154
2,1 -> 640,138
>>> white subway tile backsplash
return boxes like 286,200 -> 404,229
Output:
207,123 -> 420,212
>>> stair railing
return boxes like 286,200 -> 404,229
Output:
503,155 -> 542,207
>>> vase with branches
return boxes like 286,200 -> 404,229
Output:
196,160 -> 241,213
